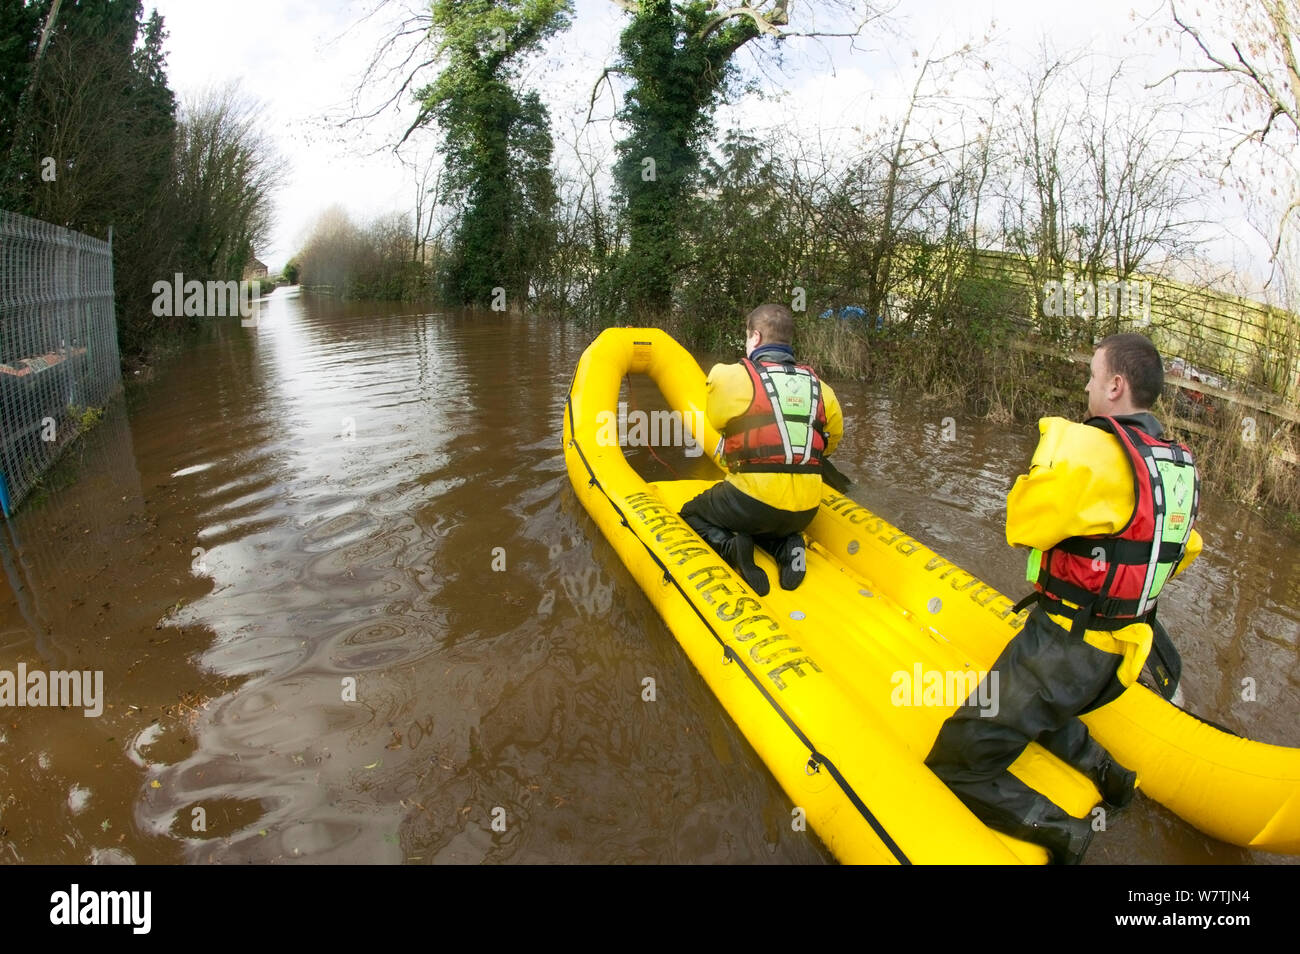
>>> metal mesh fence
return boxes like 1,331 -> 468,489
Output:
0,209 -> 122,518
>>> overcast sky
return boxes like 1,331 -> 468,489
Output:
146,0 -> 1283,293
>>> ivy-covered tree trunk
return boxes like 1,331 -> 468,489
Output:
418,0 -> 570,310
610,0 -> 760,316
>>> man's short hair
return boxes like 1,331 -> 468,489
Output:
1097,333 -> 1163,409
746,303 -> 794,345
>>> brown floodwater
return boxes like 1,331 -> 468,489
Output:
0,294 -> 1296,864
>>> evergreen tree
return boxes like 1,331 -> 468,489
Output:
610,0 -> 759,316
0,0 -> 44,174
415,0 -> 571,308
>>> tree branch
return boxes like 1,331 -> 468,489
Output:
586,66 -> 626,124
697,4 -> 787,41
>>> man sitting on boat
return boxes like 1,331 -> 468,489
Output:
925,333 -> 1203,864
679,303 -> 843,596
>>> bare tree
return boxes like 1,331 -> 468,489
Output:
540,115 -> 626,319
1159,0 -> 1300,260
397,147 -> 446,264
172,85 -> 286,281
296,206 -> 365,292
996,53 -> 1204,341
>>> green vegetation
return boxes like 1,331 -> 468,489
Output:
609,1 -> 760,316
295,207 -> 433,301
0,0 -> 281,362
415,0 -> 571,307
298,2 -> 1298,522
69,403 -> 105,434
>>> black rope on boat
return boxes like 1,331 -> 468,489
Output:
719,645 -> 911,865
565,390 -> 911,865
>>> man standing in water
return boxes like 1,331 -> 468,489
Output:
926,333 -> 1202,863
680,303 -> 843,596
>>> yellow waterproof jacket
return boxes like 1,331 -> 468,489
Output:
1006,415 -> 1203,686
704,354 -> 844,512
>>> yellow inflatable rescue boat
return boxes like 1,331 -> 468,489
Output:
562,327 -> 1300,864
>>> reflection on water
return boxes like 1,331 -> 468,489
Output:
0,294 -> 1295,864
0,402 -> 145,668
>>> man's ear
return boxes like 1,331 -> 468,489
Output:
1109,372 -> 1126,401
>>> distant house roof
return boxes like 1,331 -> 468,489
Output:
248,257 -> 266,270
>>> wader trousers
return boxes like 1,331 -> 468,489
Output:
679,480 -> 816,555
924,603 -> 1128,860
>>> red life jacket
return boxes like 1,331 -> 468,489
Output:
722,357 -> 828,474
1025,416 -> 1199,634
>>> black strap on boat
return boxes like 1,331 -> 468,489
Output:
1011,592 -> 1038,616
565,391 -> 911,865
